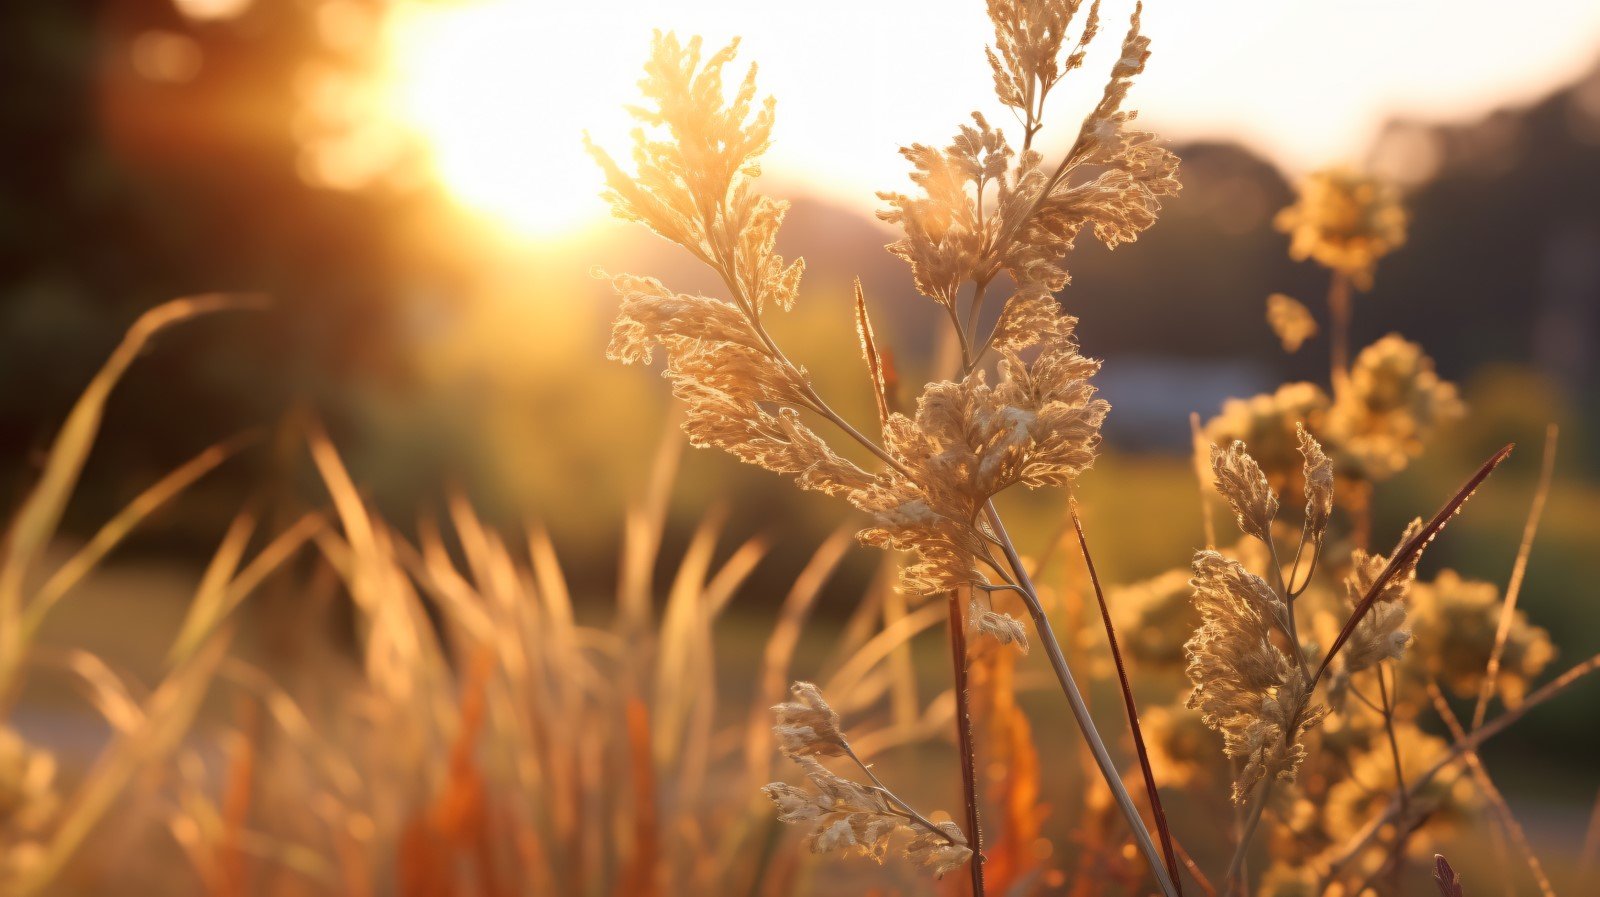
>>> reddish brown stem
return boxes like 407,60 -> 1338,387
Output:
1070,505 -> 1183,897
948,590 -> 986,896
1314,444 -> 1514,689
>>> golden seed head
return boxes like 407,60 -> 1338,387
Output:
1275,167 -> 1407,290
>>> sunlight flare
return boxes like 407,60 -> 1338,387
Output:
386,1 -> 625,235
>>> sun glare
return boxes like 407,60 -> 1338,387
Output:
385,1 -> 625,237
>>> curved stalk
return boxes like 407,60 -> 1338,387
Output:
947,588 -> 986,896
1070,503 -> 1184,896
983,502 -> 1179,897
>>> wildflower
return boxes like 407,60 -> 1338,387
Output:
765,685 -> 972,876
1203,383 -> 1331,496
588,38 -> 874,502
984,0 -> 1099,126
1326,334 -> 1465,481
1266,293 -> 1317,353
1408,570 -> 1556,705
594,29 -> 1122,601
765,757 -> 902,862
878,113 -> 1011,307
854,336 -> 1109,595
1339,519 -> 1424,673
1184,551 -> 1325,802
773,682 -> 847,758
1323,724 -> 1480,857
1274,167 -> 1407,290
881,2 -> 1178,350
1210,440 -> 1279,542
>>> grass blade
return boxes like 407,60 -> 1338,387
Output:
1473,424 -> 1557,729
1070,501 -> 1183,896
1314,443 -> 1514,687
853,278 -> 892,433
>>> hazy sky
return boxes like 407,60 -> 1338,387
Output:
375,0 -> 1600,232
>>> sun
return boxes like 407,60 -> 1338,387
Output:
384,1 -> 626,237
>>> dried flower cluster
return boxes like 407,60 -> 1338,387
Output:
1158,165 -> 1561,897
591,3 -> 1574,896
595,1 -> 1190,890
1275,167 -> 1408,290
1205,339 -> 1462,498
1186,434 -> 1332,803
763,683 -> 972,875
1336,520 -> 1424,674
1408,570 -> 1556,705
1327,334 -> 1466,481
588,10 -> 1161,619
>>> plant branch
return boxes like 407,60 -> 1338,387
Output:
982,502 -> 1179,897
841,744 -> 961,846
947,588 -> 986,896
1473,423 -> 1557,730
1069,499 -> 1183,896
1313,444 -> 1515,690
1427,680 -> 1557,897
1320,651 -> 1600,888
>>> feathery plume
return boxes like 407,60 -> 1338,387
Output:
1209,441 -> 1279,543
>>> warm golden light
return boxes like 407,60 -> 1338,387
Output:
384,1 -> 624,236
335,0 -> 1600,237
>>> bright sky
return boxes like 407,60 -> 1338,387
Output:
372,0 -> 1600,235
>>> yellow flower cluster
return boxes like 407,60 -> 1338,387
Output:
1327,334 -> 1466,481
1323,724 -> 1481,857
1275,167 -> 1408,290
1408,570 -> 1557,705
